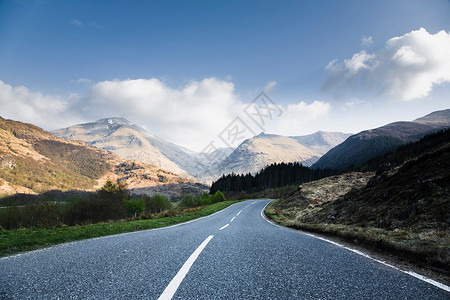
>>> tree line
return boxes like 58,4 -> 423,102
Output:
210,162 -> 336,194
0,180 -> 227,229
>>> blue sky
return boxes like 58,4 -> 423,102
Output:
1,0 -> 449,151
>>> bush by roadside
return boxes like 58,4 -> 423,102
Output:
0,180 -> 228,229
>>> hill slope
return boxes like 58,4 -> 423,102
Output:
209,133 -> 321,177
0,117 -> 192,196
268,132 -> 450,277
312,109 -> 450,170
53,118 -> 203,177
290,131 -> 352,155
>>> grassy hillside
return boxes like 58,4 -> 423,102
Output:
312,135 -> 404,171
313,109 -> 450,171
267,140 -> 450,279
0,117 -> 194,196
0,117 -> 116,193
355,128 -> 450,172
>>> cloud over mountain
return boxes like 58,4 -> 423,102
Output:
0,78 -> 334,151
0,80 -> 81,129
80,77 -> 242,151
324,28 -> 450,101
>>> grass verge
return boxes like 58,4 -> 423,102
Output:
0,200 -> 239,257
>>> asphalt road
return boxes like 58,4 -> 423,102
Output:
1,199 -> 448,299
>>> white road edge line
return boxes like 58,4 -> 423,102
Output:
219,224 -> 229,230
230,217 -> 236,222
260,200 -> 450,293
158,235 -> 214,300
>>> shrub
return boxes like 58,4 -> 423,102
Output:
145,194 -> 172,214
63,195 -> 102,225
20,198 -> 63,228
199,193 -> 212,206
212,190 -> 226,203
96,180 -> 128,220
0,198 -> 63,229
124,198 -> 146,218
180,194 -> 201,208
0,203 -> 21,229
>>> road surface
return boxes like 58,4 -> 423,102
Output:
1,199 -> 448,299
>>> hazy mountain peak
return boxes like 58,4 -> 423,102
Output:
413,109 -> 450,126
257,132 -> 267,137
53,118 -> 204,178
290,131 -> 352,155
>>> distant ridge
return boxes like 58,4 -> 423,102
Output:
312,109 -> 450,170
205,131 -> 350,180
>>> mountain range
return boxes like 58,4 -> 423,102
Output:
312,109 -> 450,170
205,132 -> 351,181
1,108 -> 448,195
54,119 -> 351,181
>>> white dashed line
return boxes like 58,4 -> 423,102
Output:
219,224 -> 229,230
230,217 -> 236,222
158,235 -> 214,300
236,210 -> 242,216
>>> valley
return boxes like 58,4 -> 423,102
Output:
0,109 -> 449,289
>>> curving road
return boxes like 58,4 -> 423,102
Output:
1,199 -> 448,299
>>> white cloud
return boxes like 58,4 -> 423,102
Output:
72,78 -> 93,85
264,81 -> 277,92
343,50 -> 376,74
78,77 -> 244,150
0,78 -> 333,151
0,80 -> 82,129
341,98 -> 370,111
324,28 -> 450,101
0,78 -> 245,151
224,74 -> 233,81
70,19 -> 83,26
275,100 -> 331,135
361,36 -> 373,46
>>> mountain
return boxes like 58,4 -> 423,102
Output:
0,116 -> 193,196
206,131 -> 349,179
193,147 -> 234,166
54,118 -> 351,182
312,109 -> 450,170
290,131 -> 352,155
53,118 -> 204,177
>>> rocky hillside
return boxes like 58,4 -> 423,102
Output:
208,133 -> 321,177
0,117 -> 193,196
53,118 -> 202,177
268,134 -> 450,277
312,109 -> 450,170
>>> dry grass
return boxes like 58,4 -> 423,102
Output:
266,158 -> 450,282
